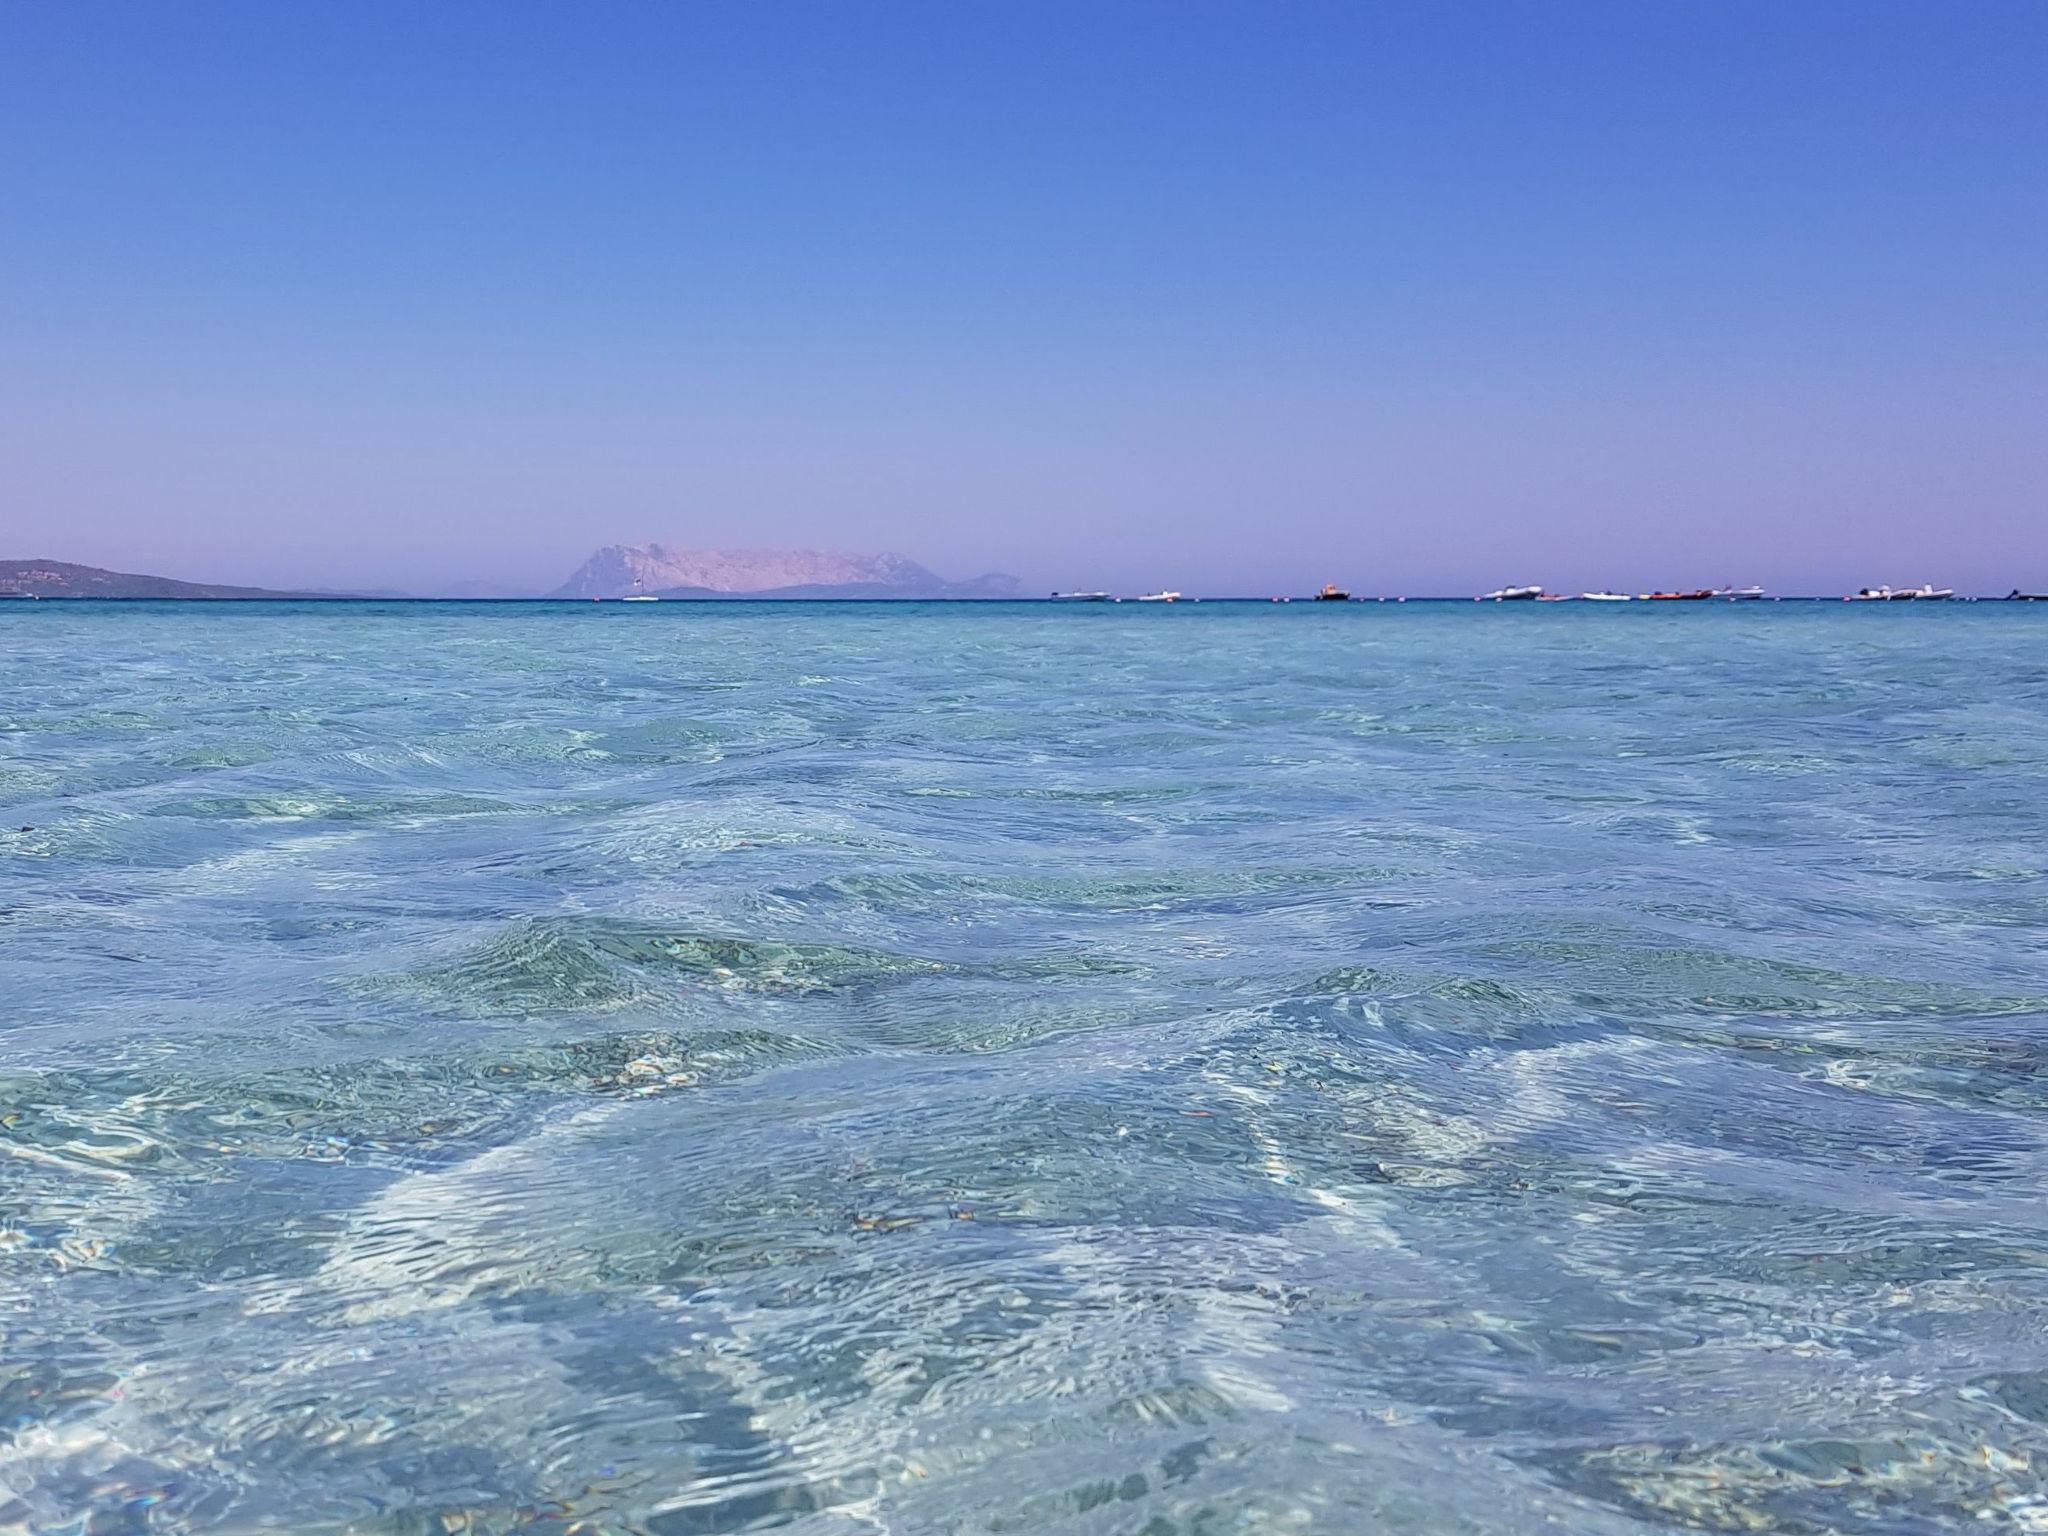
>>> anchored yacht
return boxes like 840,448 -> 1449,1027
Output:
1854,584 -> 1953,601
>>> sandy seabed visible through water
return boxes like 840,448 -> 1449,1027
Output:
4,599 -> 2048,1534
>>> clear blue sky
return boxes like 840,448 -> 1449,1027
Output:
3,1 -> 2043,595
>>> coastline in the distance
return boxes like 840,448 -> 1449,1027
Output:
3,554 -> 2039,603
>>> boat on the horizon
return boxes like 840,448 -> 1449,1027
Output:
1719,585 -> 1766,600
1644,589 -> 1715,601
2008,590 -> 2048,601
1854,584 -> 1954,601
1579,591 -> 1632,602
1049,590 -> 1110,601
1135,590 -> 1181,603
621,594 -> 660,602
1480,585 -> 1543,601
1313,584 -> 1350,601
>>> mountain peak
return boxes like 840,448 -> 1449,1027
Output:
551,544 -> 1016,599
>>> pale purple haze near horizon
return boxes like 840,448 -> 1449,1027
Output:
2,2 -> 2043,596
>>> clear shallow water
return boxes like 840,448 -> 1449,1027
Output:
4,600 -> 2048,1535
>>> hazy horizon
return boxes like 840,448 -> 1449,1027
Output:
4,2 -> 2044,595
3,547 -> 2037,601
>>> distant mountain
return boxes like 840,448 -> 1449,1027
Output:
0,559 -> 346,599
551,544 -> 1019,600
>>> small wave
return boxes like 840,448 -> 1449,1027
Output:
386,915 -> 950,1017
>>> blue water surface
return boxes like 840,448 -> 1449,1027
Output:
4,600 -> 2048,1534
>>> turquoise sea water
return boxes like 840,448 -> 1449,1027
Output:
4,600 -> 2048,1534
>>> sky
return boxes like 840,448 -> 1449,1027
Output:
2,1 -> 2043,596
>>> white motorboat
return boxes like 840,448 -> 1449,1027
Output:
1135,591 -> 1181,603
1049,591 -> 1110,601
1579,591 -> 1632,601
1854,584 -> 1954,601
1480,585 -> 1543,601
1719,585 -> 1766,600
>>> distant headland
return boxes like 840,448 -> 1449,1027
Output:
0,559 -> 344,600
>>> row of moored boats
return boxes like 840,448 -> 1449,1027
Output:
1043,582 -> 2048,603
1480,585 -> 1768,602
1049,590 -> 1187,602
1475,583 -> 2034,602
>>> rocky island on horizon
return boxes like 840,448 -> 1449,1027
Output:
549,543 -> 1020,601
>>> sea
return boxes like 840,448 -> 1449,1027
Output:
4,599 -> 2047,1535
